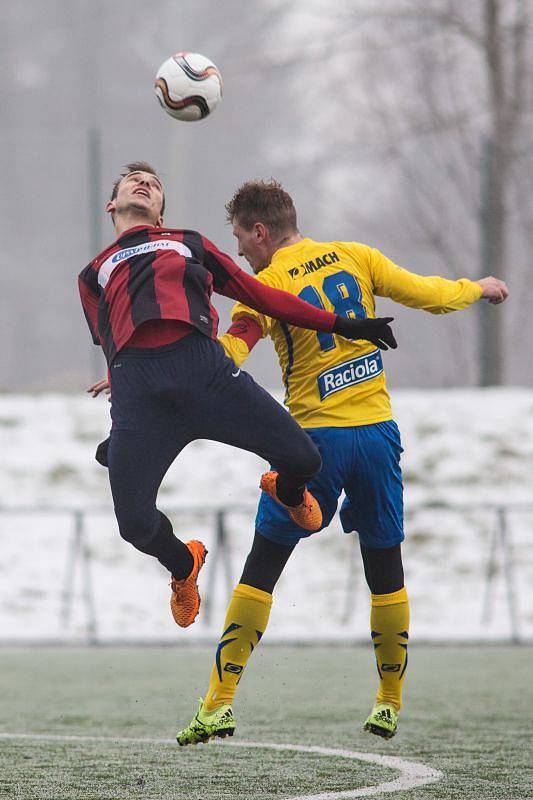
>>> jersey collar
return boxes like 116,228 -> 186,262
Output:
270,237 -> 314,265
116,224 -> 160,243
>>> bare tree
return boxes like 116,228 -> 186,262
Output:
254,0 -> 533,385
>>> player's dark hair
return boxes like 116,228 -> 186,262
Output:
110,161 -> 166,215
225,179 -> 297,239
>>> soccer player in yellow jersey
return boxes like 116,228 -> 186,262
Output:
176,180 -> 508,745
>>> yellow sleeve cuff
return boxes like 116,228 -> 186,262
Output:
468,280 -> 484,303
219,333 -> 251,368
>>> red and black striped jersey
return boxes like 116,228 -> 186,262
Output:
78,224 -> 337,365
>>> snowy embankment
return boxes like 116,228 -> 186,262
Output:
0,389 -> 532,643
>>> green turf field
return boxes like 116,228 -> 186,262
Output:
0,645 -> 531,799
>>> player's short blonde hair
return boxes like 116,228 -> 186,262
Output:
226,179 -> 297,238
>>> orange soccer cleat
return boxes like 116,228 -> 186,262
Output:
170,540 -> 208,628
260,471 -> 323,532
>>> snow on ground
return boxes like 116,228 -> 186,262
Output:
0,388 -> 532,643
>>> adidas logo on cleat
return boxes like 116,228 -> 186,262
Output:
364,702 -> 398,740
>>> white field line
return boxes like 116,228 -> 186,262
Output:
0,732 -> 442,799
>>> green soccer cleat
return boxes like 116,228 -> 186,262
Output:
364,702 -> 399,739
176,698 -> 236,746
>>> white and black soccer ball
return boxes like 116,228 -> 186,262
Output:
154,52 -> 222,121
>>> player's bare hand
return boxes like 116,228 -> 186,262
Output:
87,378 -> 111,400
478,277 -> 509,305
333,316 -> 397,350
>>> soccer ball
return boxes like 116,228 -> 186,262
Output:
154,52 -> 222,121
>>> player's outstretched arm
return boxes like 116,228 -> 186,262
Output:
368,247 -> 498,314
220,266 -> 399,346
202,237 -> 399,348
477,276 -> 509,305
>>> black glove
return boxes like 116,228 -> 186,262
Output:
95,436 -> 110,468
332,316 -> 397,350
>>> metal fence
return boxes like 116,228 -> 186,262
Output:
1,502 -> 531,644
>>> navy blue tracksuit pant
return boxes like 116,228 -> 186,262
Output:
106,332 -> 321,574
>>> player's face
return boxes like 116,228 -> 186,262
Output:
232,219 -> 272,274
109,171 -> 164,224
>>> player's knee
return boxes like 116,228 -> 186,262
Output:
115,506 -> 156,549
360,543 -> 404,594
308,444 -> 322,477
293,436 -> 322,481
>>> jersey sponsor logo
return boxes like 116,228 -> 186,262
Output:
98,240 -> 193,288
288,251 -> 340,279
317,349 -> 383,400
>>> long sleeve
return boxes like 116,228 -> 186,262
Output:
219,267 -> 337,332
200,236 -> 336,332
368,247 -> 483,314
78,266 -> 101,345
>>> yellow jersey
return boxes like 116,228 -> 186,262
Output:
220,238 -> 482,428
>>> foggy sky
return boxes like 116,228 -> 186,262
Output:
1,1 -> 528,393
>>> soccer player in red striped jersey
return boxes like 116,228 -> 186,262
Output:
80,162 -> 397,630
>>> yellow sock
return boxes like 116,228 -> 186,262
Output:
370,586 -> 409,711
203,583 -> 272,712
